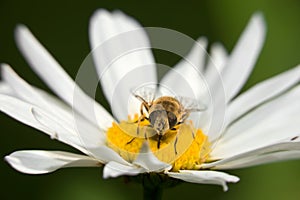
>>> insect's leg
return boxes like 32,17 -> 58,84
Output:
157,134 -> 162,149
174,136 -> 178,155
187,120 -> 195,138
137,101 -> 149,135
144,129 -> 148,140
127,125 -> 151,145
126,137 -> 136,145
191,128 -> 195,139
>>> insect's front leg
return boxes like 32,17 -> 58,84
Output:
157,134 -> 162,149
174,136 -> 178,155
173,121 -> 195,155
127,102 -> 149,145
137,101 -> 150,135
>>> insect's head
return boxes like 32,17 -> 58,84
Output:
149,104 -> 178,135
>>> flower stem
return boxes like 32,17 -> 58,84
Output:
143,182 -> 163,200
128,173 -> 181,200
140,173 -> 181,200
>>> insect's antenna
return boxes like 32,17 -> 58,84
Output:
134,94 -> 148,104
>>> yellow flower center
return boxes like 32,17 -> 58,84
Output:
106,115 -> 211,172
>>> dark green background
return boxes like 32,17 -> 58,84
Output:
1,0 -> 300,199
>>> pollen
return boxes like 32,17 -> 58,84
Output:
106,115 -> 211,171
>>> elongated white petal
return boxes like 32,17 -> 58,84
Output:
103,161 -> 146,178
88,146 -> 130,165
184,37 -> 207,73
1,64 -> 111,153
33,88 -> 110,156
89,10 -> 157,120
133,143 -> 171,172
0,93 -> 113,162
206,150 -> 300,170
204,43 -> 228,88
166,170 -> 239,191
1,63 -> 47,106
0,94 -> 91,153
159,38 -> 208,100
31,107 -> 105,148
226,65 -> 300,126
1,64 -> 128,172
33,104 -> 129,164
15,25 -> 114,129
1,64 -> 75,130
203,44 -> 228,137
5,150 -> 100,174
0,82 -> 14,96
214,113 -> 300,159
204,136 -> 300,169
186,43 -> 228,139
32,106 -> 128,165
221,13 -> 266,101
212,85 -> 300,159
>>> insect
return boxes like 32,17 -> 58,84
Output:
129,87 -> 205,152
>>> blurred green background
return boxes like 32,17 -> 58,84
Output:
1,0 -> 300,199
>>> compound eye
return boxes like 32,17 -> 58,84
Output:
149,110 -> 163,125
167,112 -> 177,128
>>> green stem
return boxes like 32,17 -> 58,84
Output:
127,173 -> 181,200
143,183 -> 163,200
142,173 -> 164,200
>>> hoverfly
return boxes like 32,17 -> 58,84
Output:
129,87 -> 206,152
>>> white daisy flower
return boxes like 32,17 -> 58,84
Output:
2,9 -> 300,196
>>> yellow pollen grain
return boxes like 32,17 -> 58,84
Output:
106,115 -> 210,171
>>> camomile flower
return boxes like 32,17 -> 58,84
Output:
2,9 -> 300,198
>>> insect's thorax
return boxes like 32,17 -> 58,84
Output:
152,96 -> 182,116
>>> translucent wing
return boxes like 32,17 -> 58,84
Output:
176,96 -> 207,112
132,86 -> 161,103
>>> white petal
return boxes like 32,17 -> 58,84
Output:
0,75 -> 127,164
89,9 -> 157,120
203,44 -> 228,136
0,94 -> 90,153
159,37 -> 208,100
226,64 -> 300,126
174,37 -> 208,74
103,161 -> 145,178
167,42 -> 227,138
33,88 -> 111,157
31,106 -> 128,165
166,170 -> 239,191
5,150 -> 100,174
206,150 -> 300,170
212,85 -> 300,159
231,150 -> 300,169
133,143 -> 171,172
203,42 -> 228,110
1,63 -> 53,108
0,93 -> 110,159
221,13 -> 266,101
27,98 -> 128,163
31,107 -> 106,149
1,64 -> 75,131
204,137 -> 300,169
204,42 -> 228,87
0,82 -> 14,96
0,64 -> 110,153
15,25 -> 114,130
86,146 -> 131,165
